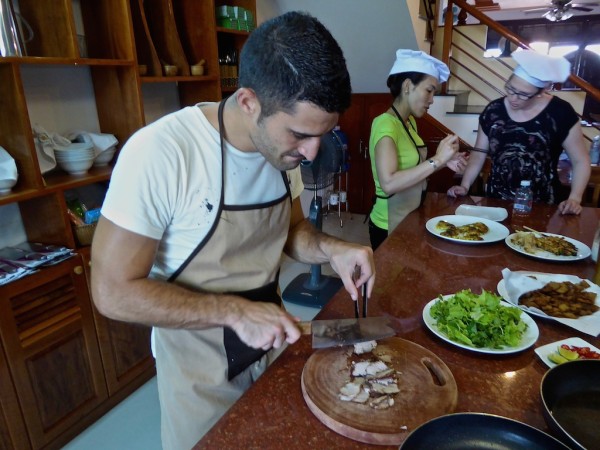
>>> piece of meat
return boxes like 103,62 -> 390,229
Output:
353,340 -> 377,355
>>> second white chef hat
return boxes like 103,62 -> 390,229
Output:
511,50 -> 571,88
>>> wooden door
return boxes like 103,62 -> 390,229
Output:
338,93 -> 390,214
0,256 -> 108,449
338,97 -> 363,213
0,340 -> 30,450
81,252 -> 155,397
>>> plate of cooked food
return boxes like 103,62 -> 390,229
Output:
497,270 -> 600,336
505,231 -> 591,261
422,290 -> 538,354
426,215 -> 510,244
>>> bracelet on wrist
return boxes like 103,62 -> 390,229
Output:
428,158 -> 438,170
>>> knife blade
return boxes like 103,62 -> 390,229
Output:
298,316 -> 396,349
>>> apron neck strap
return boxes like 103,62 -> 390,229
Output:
218,97 -> 227,158
391,105 -> 423,163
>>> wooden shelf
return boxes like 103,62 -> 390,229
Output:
221,85 -> 238,93
141,74 -> 219,83
43,166 -> 113,190
216,27 -> 251,36
1,56 -> 135,66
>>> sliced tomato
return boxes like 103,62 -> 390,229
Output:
567,345 -> 600,359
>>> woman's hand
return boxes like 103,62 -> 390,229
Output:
434,134 -> 460,165
446,152 -> 468,173
447,185 -> 468,197
557,198 -> 582,215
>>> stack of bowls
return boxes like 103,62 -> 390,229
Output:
54,142 -> 95,175
93,145 -> 116,167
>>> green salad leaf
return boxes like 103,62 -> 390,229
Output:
429,289 -> 527,349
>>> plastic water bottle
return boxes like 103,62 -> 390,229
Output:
591,135 -> 600,166
513,180 -> 533,215
592,225 -> 600,263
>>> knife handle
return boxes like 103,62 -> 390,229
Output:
297,321 -> 312,335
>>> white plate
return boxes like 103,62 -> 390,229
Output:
497,273 -> 600,320
534,337 -> 600,368
505,232 -> 591,261
426,215 -> 510,244
455,204 -> 508,222
422,295 -> 539,354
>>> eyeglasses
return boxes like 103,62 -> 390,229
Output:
504,83 -> 539,101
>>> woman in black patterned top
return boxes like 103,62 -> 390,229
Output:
448,50 -> 590,215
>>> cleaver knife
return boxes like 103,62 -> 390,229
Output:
298,316 -> 396,349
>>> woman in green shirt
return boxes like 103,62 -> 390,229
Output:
368,49 -> 466,250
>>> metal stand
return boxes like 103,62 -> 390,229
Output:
325,171 -> 349,227
282,195 -> 343,308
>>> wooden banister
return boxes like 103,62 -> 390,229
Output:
445,0 -> 600,105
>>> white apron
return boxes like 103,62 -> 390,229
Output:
154,101 -> 292,450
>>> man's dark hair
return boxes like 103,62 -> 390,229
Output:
387,72 -> 428,99
239,11 -> 351,119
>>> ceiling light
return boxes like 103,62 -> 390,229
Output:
545,9 -> 573,21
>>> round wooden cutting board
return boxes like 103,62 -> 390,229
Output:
301,337 -> 457,445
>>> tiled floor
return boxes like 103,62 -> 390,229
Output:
63,211 -> 368,450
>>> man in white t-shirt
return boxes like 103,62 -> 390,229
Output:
91,11 -> 375,450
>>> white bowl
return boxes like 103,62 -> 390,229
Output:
54,147 -> 94,154
93,146 -> 116,167
53,142 -> 94,160
0,146 -> 18,193
55,154 -> 95,162
57,157 -> 94,175
54,142 -> 93,152
54,148 -> 96,158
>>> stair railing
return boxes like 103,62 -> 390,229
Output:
420,0 -> 436,44
441,0 -> 600,142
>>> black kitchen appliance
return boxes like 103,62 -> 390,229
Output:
282,130 -> 345,308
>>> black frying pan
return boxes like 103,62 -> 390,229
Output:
541,359 -> 600,450
400,413 -> 570,450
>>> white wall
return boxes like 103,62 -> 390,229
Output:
406,0 -> 429,53
255,1 -> 421,214
257,0 -> 418,93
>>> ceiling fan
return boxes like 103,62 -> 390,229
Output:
524,0 -> 598,21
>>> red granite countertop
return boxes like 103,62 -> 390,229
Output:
195,193 -> 600,449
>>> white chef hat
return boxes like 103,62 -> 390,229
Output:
389,49 -> 450,82
511,50 -> 571,88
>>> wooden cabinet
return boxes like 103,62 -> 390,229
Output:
215,0 -> 256,95
92,314 -> 154,396
134,0 -> 256,106
0,256 -> 107,449
80,250 -> 154,397
0,339 -> 30,450
0,0 -> 143,241
338,93 -> 391,214
0,1 -> 255,447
